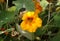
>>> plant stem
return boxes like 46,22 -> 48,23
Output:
47,3 -> 51,23
6,0 -> 8,10
0,3 -> 3,10
42,12 -> 58,31
0,28 -> 14,35
31,33 -> 34,41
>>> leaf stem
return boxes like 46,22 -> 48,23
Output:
6,0 -> 8,10
42,12 -> 58,31
47,3 -> 51,23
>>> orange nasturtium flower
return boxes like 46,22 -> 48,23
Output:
33,0 -> 42,14
20,11 -> 42,32
0,0 -> 5,3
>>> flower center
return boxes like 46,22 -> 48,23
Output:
27,17 -> 33,22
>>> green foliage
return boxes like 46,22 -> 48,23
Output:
0,37 -> 4,41
13,0 -> 35,11
0,11 -> 15,27
0,0 -> 60,41
53,12 -> 60,27
50,31 -> 60,41
40,0 -> 49,10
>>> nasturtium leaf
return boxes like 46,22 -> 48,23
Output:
54,12 -> 60,27
0,37 -> 4,41
0,11 -> 15,27
7,6 -> 16,12
24,0 -> 35,11
40,0 -> 49,10
13,0 -> 35,11
50,31 -> 60,41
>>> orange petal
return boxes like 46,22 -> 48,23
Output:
0,0 -> 5,3
33,0 -> 42,14
35,2 -> 42,12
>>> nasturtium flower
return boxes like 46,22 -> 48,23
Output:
0,0 -> 5,3
20,11 -> 42,32
33,0 -> 42,14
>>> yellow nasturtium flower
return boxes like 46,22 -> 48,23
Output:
20,11 -> 42,32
